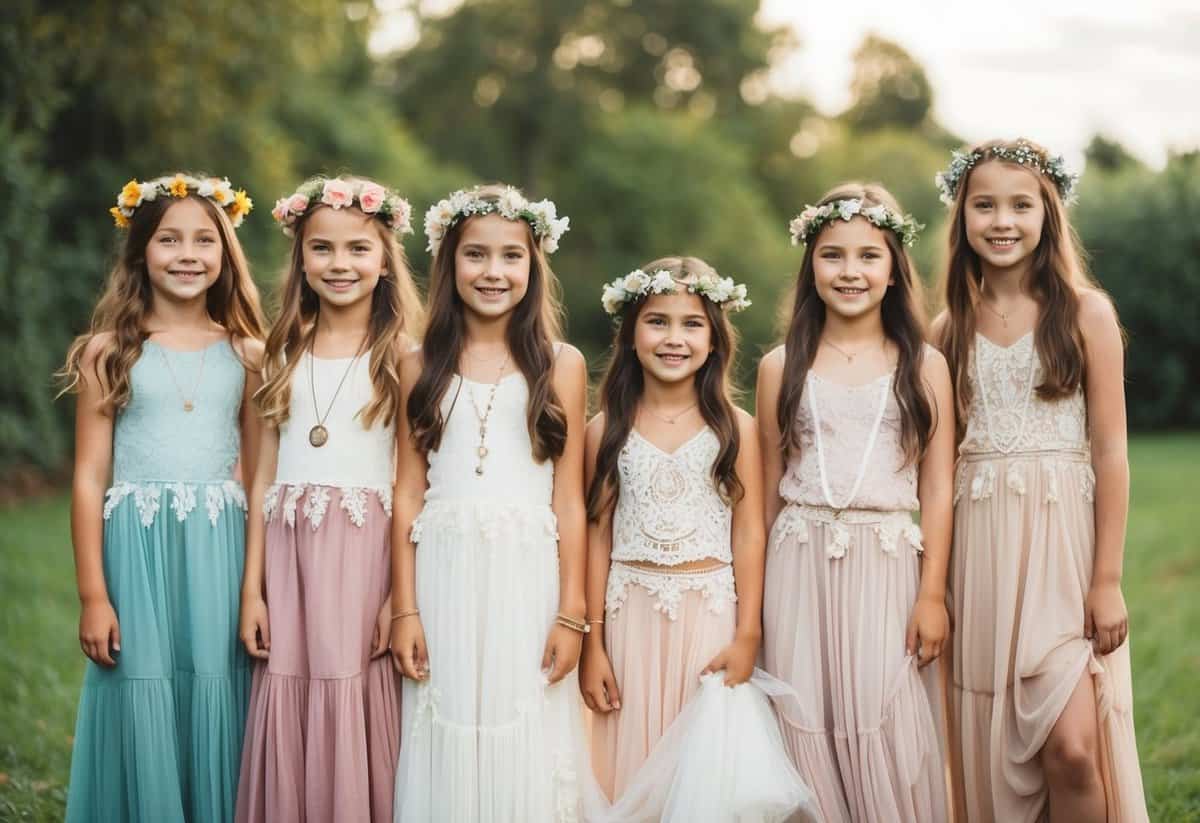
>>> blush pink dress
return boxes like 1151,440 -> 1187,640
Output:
763,358 -> 949,823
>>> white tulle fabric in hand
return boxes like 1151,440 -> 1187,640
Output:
584,669 -> 819,823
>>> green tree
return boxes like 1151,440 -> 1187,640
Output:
843,34 -> 934,133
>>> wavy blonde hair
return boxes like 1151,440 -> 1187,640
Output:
256,175 -> 423,430
58,183 -> 265,409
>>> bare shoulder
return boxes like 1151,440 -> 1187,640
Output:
80,331 -> 116,369
733,405 -> 758,436
552,341 -> 587,372
551,342 -> 587,394
920,343 -> 950,380
758,344 -> 786,379
585,412 -> 606,449
929,310 -> 950,345
230,336 -> 266,371
1077,288 -> 1120,337
398,345 -> 425,390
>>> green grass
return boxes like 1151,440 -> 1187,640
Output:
2,435 -> 1198,820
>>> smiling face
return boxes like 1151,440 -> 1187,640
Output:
632,289 -> 712,386
300,205 -> 387,311
143,197 -> 224,305
810,216 -> 894,321
963,160 -> 1046,273
453,213 -> 532,323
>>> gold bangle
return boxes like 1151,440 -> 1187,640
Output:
390,609 -> 419,622
586,618 -> 605,625
555,614 -> 590,634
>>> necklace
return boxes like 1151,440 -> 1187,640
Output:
466,352 -> 511,475
307,336 -> 367,448
822,336 -> 882,365
806,373 -> 890,511
156,342 -> 208,412
644,400 -> 698,425
980,299 -> 1015,328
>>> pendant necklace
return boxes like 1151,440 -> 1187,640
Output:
466,351 -> 511,475
308,336 -> 367,448
644,401 -> 698,425
157,341 -> 208,413
822,336 -> 882,366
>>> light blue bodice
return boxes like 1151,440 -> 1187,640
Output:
112,339 -> 244,483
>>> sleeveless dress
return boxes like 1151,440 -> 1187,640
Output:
66,338 -> 251,823
763,360 -> 949,823
947,332 -> 1148,822
236,351 -> 401,823
392,372 -> 593,823
588,427 -> 816,823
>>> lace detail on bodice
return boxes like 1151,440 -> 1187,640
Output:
778,371 -> 919,513
960,333 -> 1089,455
609,428 -> 732,566
112,340 -> 243,483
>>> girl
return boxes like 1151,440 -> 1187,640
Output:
581,259 -> 813,821
236,175 -> 420,822
758,183 -> 956,822
60,173 -> 264,822
389,184 -> 592,821
933,139 -> 1148,822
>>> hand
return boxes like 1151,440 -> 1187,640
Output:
905,596 -> 949,668
702,632 -> 759,687
370,599 -> 392,659
541,623 -> 583,685
580,643 -> 621,712
79,598 -> 121,666
239,595 -> 271,660
390,615 -> 429,681
1085,582 -> 1128,655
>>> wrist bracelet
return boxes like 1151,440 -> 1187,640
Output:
391,609 -> 419,622
555,613 -> 590,634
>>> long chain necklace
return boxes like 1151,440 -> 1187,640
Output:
806,373 -> 890,511
156,342 -> 208,413
822,336 -> 883,365
644,400 -> 698,425
307,336 -> 367,448
466,352 -> 511,476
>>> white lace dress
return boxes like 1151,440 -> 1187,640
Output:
392,373 -> 593,823
763,360 -> 949,823
948,333 -> 1148,822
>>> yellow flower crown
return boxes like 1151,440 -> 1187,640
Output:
109,174 -> 253,229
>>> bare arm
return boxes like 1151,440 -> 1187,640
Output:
1079,291 -> 1130,654
70,335 -> 120,666
233,337 -> 265,493
238,412 -> 278,659
756,346 -> 787,533
580,413 -> 620,711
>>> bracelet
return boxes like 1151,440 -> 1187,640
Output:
555,613 -> 590,634
390,609 -> 420,622
586,617 -> 605,625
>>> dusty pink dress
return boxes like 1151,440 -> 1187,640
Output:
947,333 -> 1147,822
236,352 -> 401,822
763,362 -> 949,823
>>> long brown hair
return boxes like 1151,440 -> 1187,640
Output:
256,175 -> 423,430
587,257 -> 743,521
58,181 -> 265,410
777,182 -> 933,465
935,138 -> 1100,436
408,183 -> 567,461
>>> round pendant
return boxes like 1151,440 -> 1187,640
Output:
475,465 -> 484,476
477,445 -> 489,458
183,401 -> 194,412
309,424 -> 329,448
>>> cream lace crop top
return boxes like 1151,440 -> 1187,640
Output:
959,332 -> 1089,456
610,427 -> 733,566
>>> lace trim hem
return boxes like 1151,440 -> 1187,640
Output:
263,483 -> 392,530
604,562 -> 736,621
771,505 -> 923,560
103,480 -> 246,528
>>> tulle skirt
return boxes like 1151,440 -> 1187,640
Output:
236,484 -> 401,823
763,503 -> 948,823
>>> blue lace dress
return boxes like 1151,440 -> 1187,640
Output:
66,339 -> 251,822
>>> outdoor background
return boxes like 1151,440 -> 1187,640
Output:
1,1 -> 1197,819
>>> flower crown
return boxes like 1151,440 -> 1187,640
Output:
601,269 -> 751,317
424,186 -> 570,256
109,174 -> 252,229
934,142 -> 1079,205
789,198 -> 922,248
271,177 -> 414,238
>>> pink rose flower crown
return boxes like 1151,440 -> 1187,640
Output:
271,176 -> 414,238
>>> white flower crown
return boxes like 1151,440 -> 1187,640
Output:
110,174 -> 252,229
601,269 -> 751,317
934,142 -> 1079,205
271,177 -> 413,238
789,198 -> 922,248
424,186 -> 570,256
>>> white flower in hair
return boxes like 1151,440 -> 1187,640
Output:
600,267 -> 751,316
423,186 -> 571,256
649,269 -> 677,294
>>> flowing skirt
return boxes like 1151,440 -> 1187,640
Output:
948,451 -> 1147,822
236,484 -> 401,823
67,480 -> 251,823
763,504 -> 948,823
393,500 -> 593,823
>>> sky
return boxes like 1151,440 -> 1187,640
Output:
758,0 -> 1200,168
368,0 -> 1200,169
